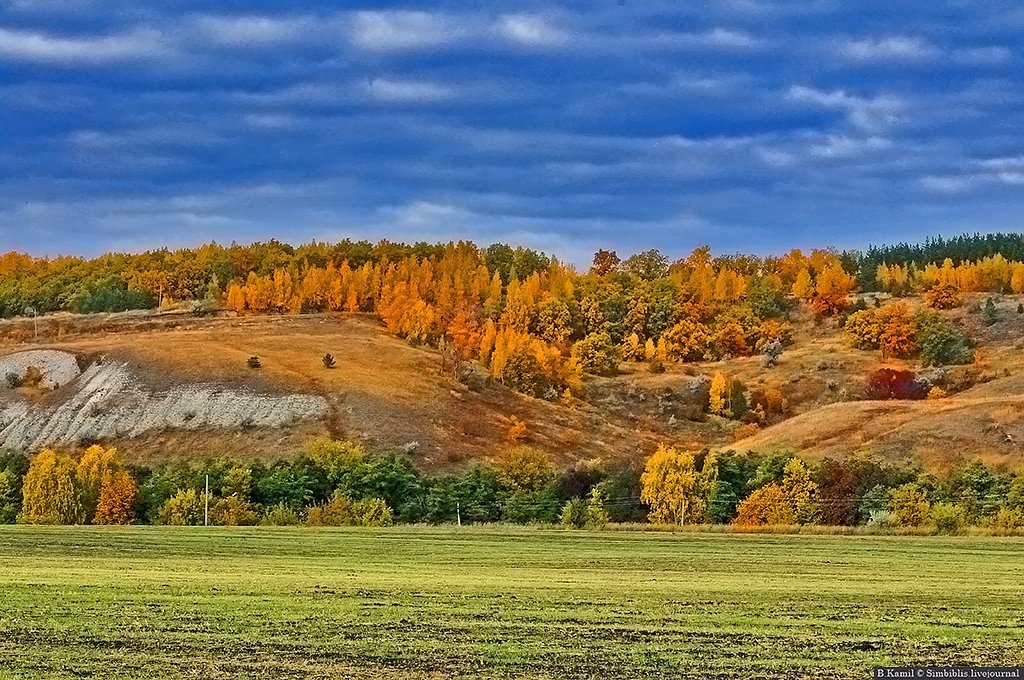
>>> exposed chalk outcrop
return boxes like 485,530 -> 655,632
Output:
0,349 -> 81,389
0,351 -> 328,450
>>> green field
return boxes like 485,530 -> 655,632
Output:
0,527 -> 1021,678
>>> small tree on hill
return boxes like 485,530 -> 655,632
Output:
247,356 -> 261,369
322,353 -> 336,368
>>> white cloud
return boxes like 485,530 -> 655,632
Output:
919,175 -> 978,193
838,35 -> 940,63
0,26 -> 166,63
349,11 -> 462,51
809,135 -> 892,158
191,15 -> 322,46
496,14 -> 569,47
786,85 -> 906,132
953,46 -> 1012,65
365,78 -> 453,104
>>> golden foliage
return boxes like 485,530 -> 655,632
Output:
640,446 -> 717,525
20,449 -> 82,524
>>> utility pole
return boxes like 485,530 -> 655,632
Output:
204,475 -> 209,527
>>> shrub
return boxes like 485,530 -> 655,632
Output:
915,311 -> 972,367
923,284 -> 961,309
571,332 -> 620,376
559,498 -> 588,528
733,484 -> 794,526
507,417 -> 528,442
889,483 -> 930,527
845,310 -> 884,349
498,349 -> 549,397
305,492 -> 394,526
322,353 -> 336,368
866,368 -> 928,400
157,489 -> 205,526
211,496 -> 259,526
992,507 -> 1024,530
927,386 -> 947,400
247,356 -> 262,369
982,297 -> 999,326
648,358 -> 665,374
261,502 -> 301,526
931,502 -> 967,534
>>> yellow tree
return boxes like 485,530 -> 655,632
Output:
225,284 -> 246,312
496,446 -> 553,493
640,445 -> 716,525
708,372 -> 729,416
77,445 -> 123,524
20,449 -> 82,524
791,268 -> 813,299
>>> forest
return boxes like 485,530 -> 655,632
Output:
2,440 -> 1023,533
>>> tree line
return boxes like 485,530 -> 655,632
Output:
2,441 -> 1021,533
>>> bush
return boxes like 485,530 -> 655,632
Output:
931,502 -> 967,534
889,483 -> 930,527
923,284 -> 961,309
305,492 -> 394,526
247,356 -> 262,369
261,502 -> 301,526
992,507 -> 1024,530
211,496 -> 259,526
571,332 -> 620,376
322,353 -> 336,368
499,349 -> 549,397
866,368 -> 928,400
157,489 -> 205,525
915,312 -> 972,367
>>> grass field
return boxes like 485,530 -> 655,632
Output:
0,527 -> 1021,678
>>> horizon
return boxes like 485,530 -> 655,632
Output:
2,1 -> 1024,263
5,229 -> 1023,271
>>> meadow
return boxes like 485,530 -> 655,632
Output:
0,527 -> 1021,678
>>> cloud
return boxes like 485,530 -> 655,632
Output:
349,11 -> 463,51
786,85 -> 906,132
190,14 -> 325,47
496,14 -> 569,47
0,26 -> 167,63
953,46 -> 1013,65
837,35 -> 940,63
365,78 -> 453,104
809,135 -> 892,158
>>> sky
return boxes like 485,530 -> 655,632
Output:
0,0 -> 1022,266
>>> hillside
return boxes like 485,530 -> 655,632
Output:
2,293 -> 1024,471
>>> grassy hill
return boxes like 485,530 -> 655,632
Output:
2,293 -> 1024,471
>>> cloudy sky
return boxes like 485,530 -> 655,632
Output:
1,0 -> 1022,265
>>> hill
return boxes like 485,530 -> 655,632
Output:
2,291 -> 1024,472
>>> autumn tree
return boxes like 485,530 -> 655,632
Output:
77,444 -> 123,524
640,446 -> 717,525
889,483 -> 930,527
20,449 -> 82,524
812,263 -> 856,315
708,372 -> 729,416
590,249 -> 621,276
733,459 -> 820,526
94,470 -> 138,525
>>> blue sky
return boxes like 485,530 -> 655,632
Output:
1,0 -> 1022,265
